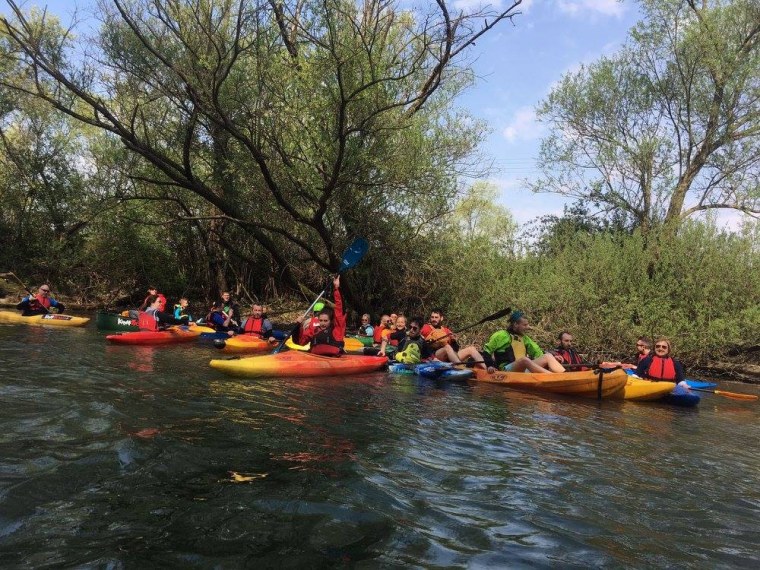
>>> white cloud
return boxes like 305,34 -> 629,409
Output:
557,0 -> 625,18
502,106 -> 544,143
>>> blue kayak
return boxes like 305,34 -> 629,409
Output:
388,361 -> 473,381
662,385 -> 701,408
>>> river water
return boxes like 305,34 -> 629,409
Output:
0,322 -> 758,568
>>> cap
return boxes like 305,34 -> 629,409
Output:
313,302 -> 325,312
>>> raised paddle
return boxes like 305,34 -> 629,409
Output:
688,387 -> 758,401
0,272 -> 50,313
272,237 -> 370,354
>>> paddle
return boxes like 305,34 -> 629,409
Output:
272,237 -> 370,354
688,387 -> 758,401
0,272 -> 49,314
425,305 -> 512,347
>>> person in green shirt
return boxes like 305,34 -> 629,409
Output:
483,310 -> 565,373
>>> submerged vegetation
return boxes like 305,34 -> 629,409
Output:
0,1 -> 758,367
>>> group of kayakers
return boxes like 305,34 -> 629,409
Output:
13,279 -> 688,387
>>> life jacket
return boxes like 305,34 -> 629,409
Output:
422,325 -> 452,350
373,324 -> 390,344
645,355 -> 677,381
358,323 -> 373,336
174,304 -> 190,319
28,294 -> 52,312
555,347 -> 584,365
138,311 -> 159,331
312,326 -> 345,349
243,317 -> 265,336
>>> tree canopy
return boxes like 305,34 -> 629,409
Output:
533,0 -> 759,234
0,0 -> 523,303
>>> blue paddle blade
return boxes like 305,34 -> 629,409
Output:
338,237 -> 369,273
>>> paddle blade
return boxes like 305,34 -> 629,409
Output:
338,238 -> 369,273
482,306 -> 512,324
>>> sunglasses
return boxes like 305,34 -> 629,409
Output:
409,326 -> 419,331
655,344 -> 668,349
40,289 -> 50,293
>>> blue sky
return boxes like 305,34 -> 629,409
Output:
24,1 -> 745,228
454,0 -> 642,225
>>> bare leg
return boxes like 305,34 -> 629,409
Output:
435,344 -> 459,363
510,357 -> 552,373
457,346 -> 487,369
533,353 -> 566,373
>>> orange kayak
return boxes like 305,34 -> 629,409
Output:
218,335 -> 275,354
472,368 -> 628,399
209,351 -> 388,378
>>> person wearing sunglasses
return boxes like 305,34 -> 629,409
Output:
372,313 -> 393,346
16,284 -> 66,316
385,316 -> 434,363
357,313 -> 374,340
635,337 -> 686,385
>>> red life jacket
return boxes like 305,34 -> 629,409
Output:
554,347 -> 584,365
646,355 -> 677,380
243,317 -> 265,336
138,311 -> 159,331
28,294 -> 52,312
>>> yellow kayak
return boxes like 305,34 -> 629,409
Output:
472,368 -> 628,399
0,310 -> 90,327
284,336 -> 364,352
611,377 -> 676,401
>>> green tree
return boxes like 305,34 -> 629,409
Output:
0,0 -> 524,305
533,0 -> 759,234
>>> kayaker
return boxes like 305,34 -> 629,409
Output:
143,295 -> 186,328
378,315 -> 407,356
373,314 -> 392,346
384,316 -> 434,363
238,304 -> 275,339
206,291 -> 240,332
173,297 -> 193,323
421,309 -> 459,353
16,284 -> 66,316
139,286 -> 167,312
357,313 -> 374,339
552,332 -> 585,366
636,337 -> 687,386
482,310 -> 565,374
302,301 -> 324,337
418,309 -> 487,367
634,337 -> 651,363
293,275 -> 345,356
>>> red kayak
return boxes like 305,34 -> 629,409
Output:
106,325 -> 203,345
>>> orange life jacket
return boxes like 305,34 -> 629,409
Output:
646,355 -> 677,381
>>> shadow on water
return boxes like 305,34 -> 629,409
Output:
0,320 -> 759,567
